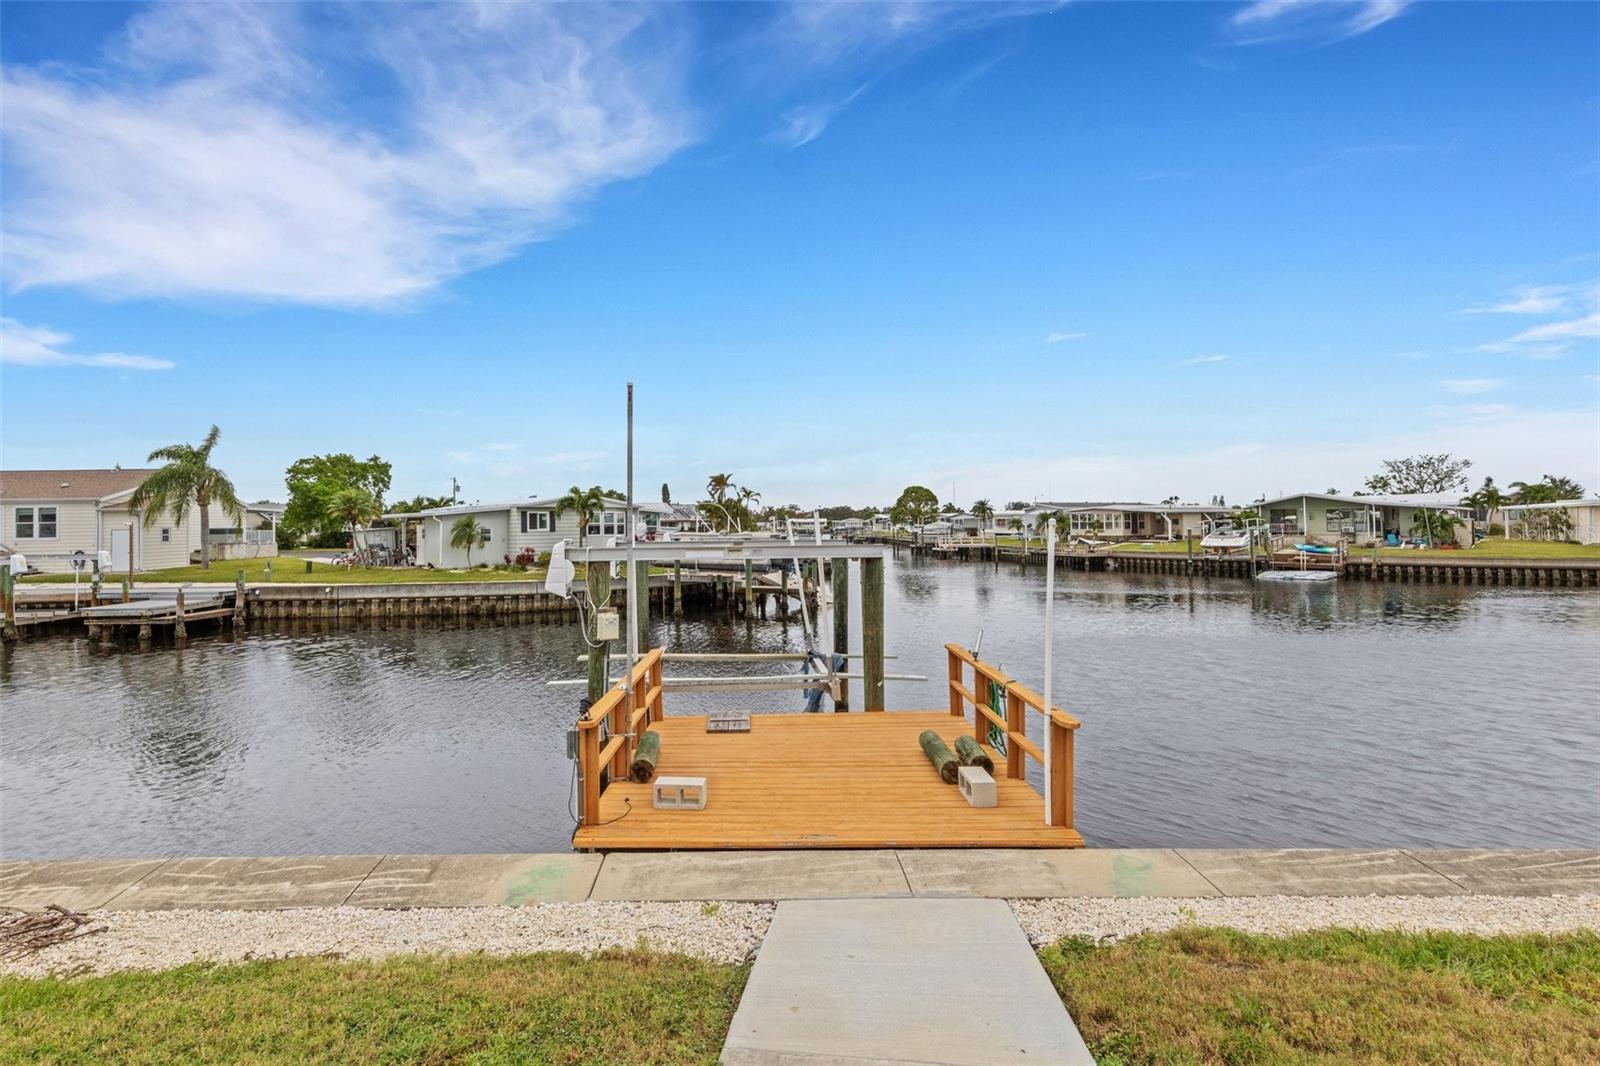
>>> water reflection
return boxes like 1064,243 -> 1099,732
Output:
3,555 -> 1596,858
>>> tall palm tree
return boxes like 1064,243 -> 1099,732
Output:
971,499 -> 993,523
128,424 -> 242,570
554,485 -> 605,545
449,514 -> 485,566
736,486 -> 761,514
329,486 -> 381,556
706,473 -> 733,503
1463,478 -> 1506,530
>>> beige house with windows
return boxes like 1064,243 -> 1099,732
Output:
0,468 -> 207,573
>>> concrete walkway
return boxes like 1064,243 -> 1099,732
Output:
724,898 -> 1093,1066
2,848 -> 1595,911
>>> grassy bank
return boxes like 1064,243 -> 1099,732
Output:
21,556 -> 549,585
5,930 -> 1596,1063
0,949 -> 747,1065
1042,927 -> 1600,1065
1358,537 -> 1600,560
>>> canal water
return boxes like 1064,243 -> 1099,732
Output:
3,555 -> 1597,858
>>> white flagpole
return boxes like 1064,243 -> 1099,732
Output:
1042,516 -> 1057,825
624,383 -> 637,727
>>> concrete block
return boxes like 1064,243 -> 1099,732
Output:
590,850 -> 911,901
958,765 -> 997,807
346,853 -> 603,908
653,775 -> 707,810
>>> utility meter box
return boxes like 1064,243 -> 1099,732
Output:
594,608 -> 621,641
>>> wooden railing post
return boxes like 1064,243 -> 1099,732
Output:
649,652 -> 664,724
580,722 -> 600,827
1005,689 -> 1026,780
609,684 -> 628,780
1049,716 -> 1074,829
947,648 -> 963,717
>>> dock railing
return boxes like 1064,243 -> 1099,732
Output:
944,643 -> 1079,829
576,648 -> 664,827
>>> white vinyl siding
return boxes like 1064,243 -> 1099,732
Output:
2,500 -> 97,572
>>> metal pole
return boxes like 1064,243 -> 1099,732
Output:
1043,516 -> 1057,826
624,383 -> 637,732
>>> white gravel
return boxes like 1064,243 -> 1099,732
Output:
1009,894 -> 1600,947
5,895 -> 1596,978
1,902 -> 773,978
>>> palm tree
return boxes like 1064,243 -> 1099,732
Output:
736,486 -> 761,514
1006,516 -> 1024,546
1463,478 -> 1506,531
706,473 -> 733,503
450,514 -> 485,566
127,424 -> 243,570
554,485 -> 605,545
971,499 -> 993,522
329,486 -> 381,556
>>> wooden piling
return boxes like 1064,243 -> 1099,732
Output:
862,555 -> 885,711
633,561 -> 650,650
1,564 -> 16,642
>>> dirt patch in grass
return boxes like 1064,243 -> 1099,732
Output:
1041,927 -> 1600,1065
0,948 -> 747,1065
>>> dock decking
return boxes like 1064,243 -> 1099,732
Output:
574,711 -> 1085,851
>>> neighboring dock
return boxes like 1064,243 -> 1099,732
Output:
861,533 -> 1600,586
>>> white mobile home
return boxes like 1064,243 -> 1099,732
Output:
1257,492 -> 1471,547
389,496 -> 670,569
1502,499 -> 1600,544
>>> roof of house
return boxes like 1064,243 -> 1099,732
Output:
383,495 -> 671,520
1034,500 -> 1229,514
0,468 -> 154,501
1258,491 -> 1470,510
1502,498 -> 1597,511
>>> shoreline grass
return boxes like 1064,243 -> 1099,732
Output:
4,930 -> 1596,1063
0,948 -> 748,1065
18,556 -> 553,586
1042,927 -> 1600,1065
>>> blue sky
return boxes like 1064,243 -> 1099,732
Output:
2,1 -> 1597,508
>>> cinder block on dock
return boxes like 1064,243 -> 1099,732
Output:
958,766 -> 997,808
653,776 -> 708,810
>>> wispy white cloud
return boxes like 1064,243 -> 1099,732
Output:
1,4 -> 695,307
0,317 -> 174,370
1045,331 -> 1087,344
774,85 -> 868,148
1228,0 -> 1412,45
1462,282 -> 1591,316
1466,280 -> 1600,358
1176,354 -> 1230,367
1440,378 -> 1502,395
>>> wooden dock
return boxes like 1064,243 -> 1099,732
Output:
574,711 -> 1083,850
573,646 -> 1084,852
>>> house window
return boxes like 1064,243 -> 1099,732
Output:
14,506 -> 55,539
520,510 -> 550,533
161,528 -> 172,543
588,512 -> 625,537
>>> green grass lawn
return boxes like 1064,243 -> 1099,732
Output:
1042,927 -> 1600,1065
5,930 -> 1595,1064
1358,537 -> 1600,561
0,949 -> 747,1065
21,556 -> 549,585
